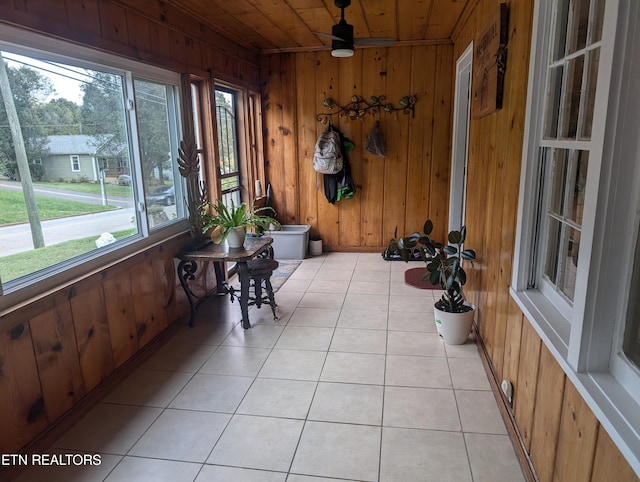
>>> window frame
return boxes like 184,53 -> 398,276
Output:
511,0 -> 640,475
214,85 -> 243,208
0,24 -> 189,312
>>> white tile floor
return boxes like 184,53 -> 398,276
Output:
16,252 -> 526,482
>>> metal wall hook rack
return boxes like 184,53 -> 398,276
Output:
316,94 -> 416,123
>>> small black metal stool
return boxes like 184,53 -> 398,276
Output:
245,258 -> 279,320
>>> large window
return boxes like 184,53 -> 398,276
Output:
512,0 -> 640,474
0,28 -> 185,299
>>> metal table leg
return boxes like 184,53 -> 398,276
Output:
177,259 -> 199,327
236,260 -> 252,329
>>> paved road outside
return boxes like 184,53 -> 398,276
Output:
0,181 -> 176,256
0,208 -> 137,256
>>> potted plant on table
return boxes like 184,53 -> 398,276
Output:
399,219 -> 477,344
200,198 -> 279,249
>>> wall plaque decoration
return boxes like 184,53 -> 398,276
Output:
471,3 -> 509,119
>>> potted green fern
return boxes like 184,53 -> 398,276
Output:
200,198 -> 279,248
399,219 -> 477,344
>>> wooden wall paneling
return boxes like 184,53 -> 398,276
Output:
491,0 -> 534,384
314,52 -> 341,248
502,296 -> 524,386
337,53 -> 363,247
69,282 -> 115,393
280,53 -> 299,225
529,344 -> 566,482
0,291 -> 59,334
552,379 -> 599,482
405,45 -> 437,234
29,302 -> 85,423
65,1 -> 102,36
428,44 -> 454,243
0,0 -> 261,90
261,54 -> 286,221
148,19 -> 173,60
514,319 -> 542,452
187,37 -> 204,71
459,0 -> 488,321
130,251 -> 168,347
359,47 -> 388,247
477,113 -> 498,353
467,117 -> 491,344
152,246 -> 173,333
486,48 -> 512,379
591,425 -> 640,482
0,321 -> 47,453
22,0 -> 67,25
124,9 -> 152,54
295,52 -> 320,236
103,270 -> 139,369
98,1 -> 131,46
116,0 -> 261,64
168,29 -> 187,66
382,46 -> 412,243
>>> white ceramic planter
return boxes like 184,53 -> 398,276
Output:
226,226 -> 246,249
434,303 -> 475,345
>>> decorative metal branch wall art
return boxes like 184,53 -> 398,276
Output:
177,137 -> 208,238
317,94 -> 416,124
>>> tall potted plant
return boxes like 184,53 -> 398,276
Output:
399,219 -> 477,344
200,198 -> 279,248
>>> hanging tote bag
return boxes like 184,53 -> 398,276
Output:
365,120 -> 386,157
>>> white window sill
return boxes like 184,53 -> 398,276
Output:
510,288 -> 570,359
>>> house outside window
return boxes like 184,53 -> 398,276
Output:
0,26 -> 186,302
512,0 -> 640,473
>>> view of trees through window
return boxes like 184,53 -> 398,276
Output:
216,88 -> 241,208
0,47 -> 183,291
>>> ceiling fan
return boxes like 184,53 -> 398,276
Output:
314,0 -> 395,57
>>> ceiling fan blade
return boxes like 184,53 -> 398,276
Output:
353,37 -> 396,47
313,31 -> 344,42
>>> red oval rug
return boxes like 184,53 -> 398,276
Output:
404,267 -> 441,290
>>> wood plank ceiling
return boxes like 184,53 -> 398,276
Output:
154,0 -> 473,53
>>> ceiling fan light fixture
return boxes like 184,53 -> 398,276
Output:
331,47 -> 354,57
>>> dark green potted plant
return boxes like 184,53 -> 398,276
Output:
399,219 -> 477,344
200,198 -> 279,248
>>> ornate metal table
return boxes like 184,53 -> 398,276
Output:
177,236 -> 273,329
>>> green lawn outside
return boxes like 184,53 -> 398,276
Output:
34,180 -> 134,197
0,229 -> 137,282
0,189 -> 117,224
